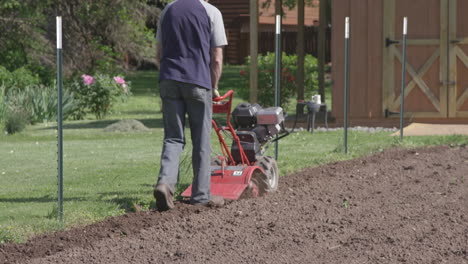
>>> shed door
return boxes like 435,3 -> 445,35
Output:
383,0 -> 446,118
383,0 -> 468,118
449,0 -> 468,117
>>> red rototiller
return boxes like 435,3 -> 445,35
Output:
182,90 -> 288,200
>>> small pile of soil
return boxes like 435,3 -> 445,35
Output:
103,119 -> 149,133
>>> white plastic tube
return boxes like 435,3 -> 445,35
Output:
345,17 -> 349,39
403,17 -> 407,35
276,15 -> 280,35
56,16 -> 62,49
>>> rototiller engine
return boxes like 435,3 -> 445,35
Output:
182,90 -> 288,200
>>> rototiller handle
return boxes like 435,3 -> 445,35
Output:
213,90 -> 234,114
213,89 -> 233,102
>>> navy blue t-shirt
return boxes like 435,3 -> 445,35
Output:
156,0 -> 227,90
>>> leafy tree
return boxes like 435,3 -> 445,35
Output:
52,0 -> 159,75
0,0 -> 160,81
0,0 -> 53,82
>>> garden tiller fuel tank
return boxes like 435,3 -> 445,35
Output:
182,90 -> 288,200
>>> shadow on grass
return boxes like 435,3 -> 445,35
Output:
1,192 -> 159,217
98,191 -> 156,212
0,195 -> 88,203
137,183 -> 191,201
110,196 -> 155,212
123,110 -> 160,115
41,118 -> 164,130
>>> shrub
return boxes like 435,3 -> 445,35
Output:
0,225 -> 19,244
70,73 -> 131,119
0,66 -> 41,94
4,108 -> 29,134
4,84 -> 79,128
26,85 -> 79,123
239,52 -> 319,107
0,84 -> 5,126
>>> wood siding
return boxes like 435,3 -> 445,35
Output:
209,0 -> 250,64
239,28 -> 331,63
209,0 -> 329,64
332,0 -> 468,123
331,0 -> 383,120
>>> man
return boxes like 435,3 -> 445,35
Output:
154,0 -> 227,211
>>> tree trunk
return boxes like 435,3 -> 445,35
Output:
318,0 -> 328,102
274,0 -> 282,106
297,0 -> 305,114
249,0 -> 258,103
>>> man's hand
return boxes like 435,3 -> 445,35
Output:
212,88 -> 220,98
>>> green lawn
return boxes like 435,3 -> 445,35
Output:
0,67 -> 467,243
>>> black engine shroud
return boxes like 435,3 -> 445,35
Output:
231,103 -> 285,163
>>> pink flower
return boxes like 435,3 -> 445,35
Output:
239,69 -> 246,76
113,76 -> 126,85
81,74 -> 94,85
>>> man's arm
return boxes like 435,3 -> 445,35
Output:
210,46 -> 223,92
156,42 -> 162,68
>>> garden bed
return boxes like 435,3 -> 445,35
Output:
1,145 -> 467,263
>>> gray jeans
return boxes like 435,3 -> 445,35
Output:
157,80 -> 212,204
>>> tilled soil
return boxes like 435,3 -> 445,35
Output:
1,145 -> 468,264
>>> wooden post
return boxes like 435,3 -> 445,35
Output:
297,0 -> 305,104
382,0 -> 395,113
447,0 -> 457,117
249,0 -> 258,103
318,0 -> 328,102
275,0 -> 282,19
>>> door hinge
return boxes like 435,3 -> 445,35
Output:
386,38 -> 400,47
450,39 -> 461,44
384,109 -> 400,118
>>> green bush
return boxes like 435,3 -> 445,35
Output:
4,84 -> 79,127
4,108 -> 29,134
70,74 -> 131,119
0,66 -> 41,94
239,53 -> 319,107
0,84 -> 5,126
26,85 -> 79,123
0,225 -> 19,244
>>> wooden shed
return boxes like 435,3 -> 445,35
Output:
209,0 -> 328,64
331,0 -> 468,125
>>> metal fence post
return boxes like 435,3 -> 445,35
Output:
274,15 -> 281,160
344,17 -> 350,154
56,16 -> 64,222
400,17 -> 408,141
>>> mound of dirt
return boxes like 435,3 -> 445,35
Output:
103,119 -> 149,133
1,145 -> 467,263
